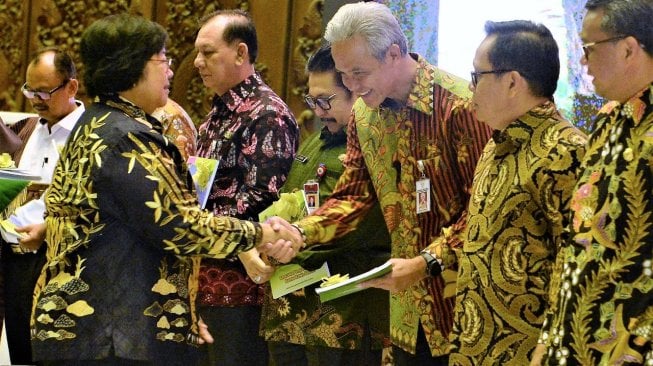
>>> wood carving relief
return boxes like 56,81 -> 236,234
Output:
159,1 -> 250,125
31,0 -> 150,106
1,0 -> 325,137
0,1 -> 28,112
160,0 -> 281,125
286,0 -> 324,137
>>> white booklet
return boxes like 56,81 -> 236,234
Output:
0,168 -> 41,181
315,261 -> 393,302
0,198 -> 45,245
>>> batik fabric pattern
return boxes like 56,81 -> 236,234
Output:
31,96 -> 261,364
449,102 -> 587,365
260,127 -> 391,350
540,84 -> 653,365
195,72 -> 298,307
153,98 -> 198,161
297,54 -> 493,356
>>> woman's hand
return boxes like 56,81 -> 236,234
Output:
197,318 -> 214,344
239,248 -> 275,284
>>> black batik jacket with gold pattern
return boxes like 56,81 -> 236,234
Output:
31,96 -> 261,364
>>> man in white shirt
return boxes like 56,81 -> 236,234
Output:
0,47 -> 83,365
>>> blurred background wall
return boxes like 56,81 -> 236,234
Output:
0,0 -> 598,135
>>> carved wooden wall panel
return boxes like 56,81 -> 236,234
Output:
1,0 -> 323,135
153,0 -> 232,126
156,0 -> 299,126
285,0 -> 324,137
0,1 -> 30,112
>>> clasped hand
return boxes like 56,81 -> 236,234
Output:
256,216 -> 305,263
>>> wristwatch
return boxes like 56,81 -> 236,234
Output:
420,250 -> 443,277
290,223 -> 307,247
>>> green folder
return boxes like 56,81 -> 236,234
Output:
0,178 -> 29,213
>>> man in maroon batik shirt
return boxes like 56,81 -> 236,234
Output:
193,9 -> 298,366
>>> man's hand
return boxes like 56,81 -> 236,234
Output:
256,218 -> 303,263
239,248 -> 275,284
16,222 -> 46,252
266,216 -> 305,252
360,257 -> 427,293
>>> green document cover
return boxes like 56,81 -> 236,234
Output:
0,178 -> 29,213
258,190 -> 307,223
269,262 -> 330,299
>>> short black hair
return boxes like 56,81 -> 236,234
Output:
485,20 -> 560,99
586,0 -> 653,57
200,10 -> 258,63
305,45 -> 351,99
80,13 -> 168,97
31,47 -> 77,81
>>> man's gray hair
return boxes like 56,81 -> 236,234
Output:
324,2 -> 408,61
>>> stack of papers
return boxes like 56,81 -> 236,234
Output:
315,261 -> 393,302
0,198 -> 45,247
0,219 -> 26,243
0,168 -> 41,181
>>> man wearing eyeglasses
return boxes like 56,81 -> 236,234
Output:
445,20 -> 587,366
0,47 -> 83,365
193,9 -> 299,366
268,3 -> 492,365
1,49 -> 83,184
259,45 -> 391,366
533,1 -> 653,365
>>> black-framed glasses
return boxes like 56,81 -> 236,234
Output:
470,70 -> 512,88
581,35 -> 627,59
304,93 -> 337,111
21,80 -> 69,100
149,57 -> 174,68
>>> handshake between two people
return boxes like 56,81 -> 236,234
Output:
242,216 -> 306,284
14,217 -> 307,285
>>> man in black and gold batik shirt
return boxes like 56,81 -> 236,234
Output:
536,1 -> 653,365
448,21 -> 587,365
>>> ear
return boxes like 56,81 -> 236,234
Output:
387,44 -> 401,62
623,35 -> 642,60
67,78 -> 79,97
506,71 -> 522,97
236,42 -> 248,65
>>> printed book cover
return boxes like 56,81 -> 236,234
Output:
187,156 -> 219,209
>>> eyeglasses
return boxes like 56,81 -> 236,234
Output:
581,35 -> 627,59
149,57 -> 174,68
304,93 -> 337,111
21,80 -> 69,100
470,70 -> 512,88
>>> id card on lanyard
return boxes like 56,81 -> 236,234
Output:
416,159 -> 430,214
304,181 -> 319,214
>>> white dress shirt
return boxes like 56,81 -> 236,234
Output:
18,101 -> 84,184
